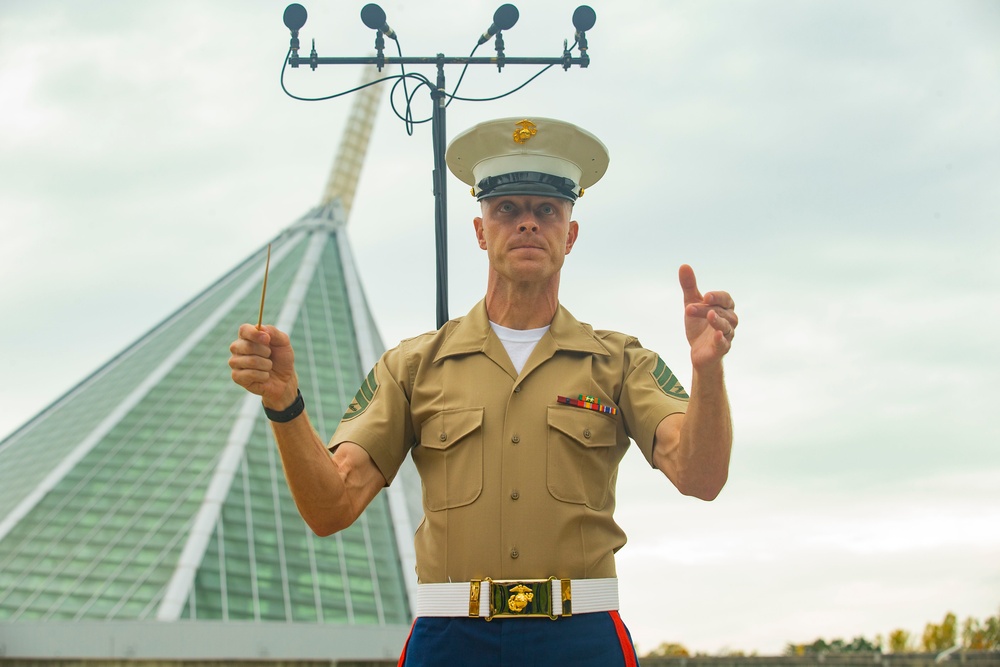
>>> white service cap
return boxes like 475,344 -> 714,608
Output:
446,117 -> 610,201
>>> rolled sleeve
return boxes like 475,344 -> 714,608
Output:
619,341 -> 689,467
329,352 -> 415,485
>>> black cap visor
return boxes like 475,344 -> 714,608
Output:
476,171 -> 578,201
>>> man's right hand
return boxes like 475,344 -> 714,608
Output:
229,324 -> 385,534
228,324 -> 298,409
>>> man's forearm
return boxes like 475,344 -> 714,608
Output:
269,411 -> 358,535
679,363 -> 732,499
655,363 -> 732,500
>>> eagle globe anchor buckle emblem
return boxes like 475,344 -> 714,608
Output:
507,584 -> 534,613
470,577 -> 573,621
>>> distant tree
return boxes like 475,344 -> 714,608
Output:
845,636 -> 880,652
962,610 -> 1000,650
784,638 -> 826,655
888,629 -> 913,653
786,636 -> 879,655
922,612 -> 957,652
988,613 -> 1000,649
645,642 -> 690,657
963,617 -> 986,650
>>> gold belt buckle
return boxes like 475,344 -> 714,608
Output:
469,577 -> 572,621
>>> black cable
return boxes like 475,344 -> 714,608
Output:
279,47 -> 401,102
444,43 -> 482,108
393,38 -> 417,135
280,45 -> 438,134
388,74 -> 434,128
443,39 -> 579,104
444,64 -> 554,103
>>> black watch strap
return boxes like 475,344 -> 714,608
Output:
263,390 -> 305,423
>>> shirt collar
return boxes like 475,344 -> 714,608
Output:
434,299 -> 610,363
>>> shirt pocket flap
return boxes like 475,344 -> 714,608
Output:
547,405 -> 617,448
420,407 -> 484,450
415,407 -> 485,511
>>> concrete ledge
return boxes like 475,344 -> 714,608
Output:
0,621 -> 409,661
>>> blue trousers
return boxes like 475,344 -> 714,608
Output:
398,611 -> 639,667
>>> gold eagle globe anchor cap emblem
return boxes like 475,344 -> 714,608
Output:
512,119 -> 538,144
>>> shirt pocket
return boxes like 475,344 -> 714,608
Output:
413,407 -> 484,511
545,405 -> 619,510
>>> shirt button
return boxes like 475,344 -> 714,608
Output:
583,428 -> 592,439
510,549 -> 519,559
511,434 -> 520,444
510,490 -> 520,500
514,386 -> 522,393
439,432 -> 447,442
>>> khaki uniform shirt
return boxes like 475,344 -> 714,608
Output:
331,300 -> 689,583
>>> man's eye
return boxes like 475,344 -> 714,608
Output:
539,205 -> 554,215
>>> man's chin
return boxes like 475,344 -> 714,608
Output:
507,263 -> 562,283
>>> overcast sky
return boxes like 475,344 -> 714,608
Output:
1,0 -> 998,656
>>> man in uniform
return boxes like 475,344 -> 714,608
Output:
229,117 -> 737,666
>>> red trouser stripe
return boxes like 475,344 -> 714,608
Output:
609,610 -> 638,667
396,619 -> 416,667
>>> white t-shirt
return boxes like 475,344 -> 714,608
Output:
489,321 -> 550,374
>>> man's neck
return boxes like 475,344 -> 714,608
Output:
483,274 -> 560,329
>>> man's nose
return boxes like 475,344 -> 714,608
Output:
517,215 -> 539,232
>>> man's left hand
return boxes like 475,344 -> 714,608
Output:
679,264 -> 737,370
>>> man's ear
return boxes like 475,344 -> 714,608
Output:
565,220 -> 579,255
473,217 -> 487,250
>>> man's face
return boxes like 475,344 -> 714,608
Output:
473,195 -> 579,284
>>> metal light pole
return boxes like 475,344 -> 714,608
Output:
280,3 -> 597,328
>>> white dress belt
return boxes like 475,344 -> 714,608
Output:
415,577 -> 619,619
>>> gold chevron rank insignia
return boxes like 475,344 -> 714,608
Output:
651,356 -> 689,400
342,366 -> 379,421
